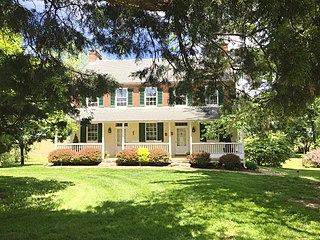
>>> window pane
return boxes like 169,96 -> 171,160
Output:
116,88 -> 127,106
87,124 -> 98,142
145,87 -> 157,106
88,97 -> 98,107
146,123 -> 157,141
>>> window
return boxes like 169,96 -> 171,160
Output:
87,97 -> 98,107
175,95 -> 187,106
205,89 -> 218,105
145,87 -> 157,106
87,124 -> 98,142
146,123 -> 157,141
116,88 -> 128,107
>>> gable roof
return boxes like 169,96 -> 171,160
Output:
84,58 -> 175,84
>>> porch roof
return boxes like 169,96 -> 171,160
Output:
77,107 -> 219,122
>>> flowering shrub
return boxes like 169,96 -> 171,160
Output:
219,154 -> 243,170
77,148 -> 102,165
116,148 -> 139,165
188,151 -> 211,168
137,148 -> 150,163
148,149 -> 170,166
303,148 -> 320,168
48,149 -> 76,165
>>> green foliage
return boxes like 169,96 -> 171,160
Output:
116,148 -> 139,166
302,149 -> 320,168
219,154 -> 243,170
245,133 -> 293,167
48,149 -> 76,165
188,151 -> 211,168
245,161 -> 259,171
137,148 -> 150,163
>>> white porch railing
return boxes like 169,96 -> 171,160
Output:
192,142 -> 244,159
124,142 -> 170,152
56,143 -> 103,152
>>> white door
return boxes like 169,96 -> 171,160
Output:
175,127 -> 188,155
116,128 -> 127,152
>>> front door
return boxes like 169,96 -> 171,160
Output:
116,128 -> 127,152
175,127 -> 188,155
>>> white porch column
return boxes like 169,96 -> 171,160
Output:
241,127 -> 246,166
168,122 -> 172,157
189,122 -> 193,154
54,131 -> 58,150
121,122 -> 125,150
101,123 -> 105,160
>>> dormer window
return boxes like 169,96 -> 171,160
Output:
87,97 -> 98,108
145,87 -> 157,106
116,88 -> 128,107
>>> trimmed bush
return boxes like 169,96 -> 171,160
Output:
188,151 -> 211,168
302,148 -> 320,168
116,148 -> 139,165
48,149 -> 76,165
245,161 -> 259,171
219,154 -> 243,170
77,148 -> 102,165
148,149 -> 170,166
137,148 -> 150,163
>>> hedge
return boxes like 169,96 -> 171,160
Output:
48,148 -> 102,165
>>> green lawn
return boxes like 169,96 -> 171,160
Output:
0,158 -> 319,239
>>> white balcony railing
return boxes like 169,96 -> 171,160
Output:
124,142 -> 170,152
56,143 -> 103,152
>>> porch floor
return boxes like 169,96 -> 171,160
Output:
100,157 -> 190,167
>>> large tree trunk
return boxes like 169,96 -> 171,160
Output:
20,144 -> 25,166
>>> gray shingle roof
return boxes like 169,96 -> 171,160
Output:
84,58 -> 175,84
78,107 -> 219,122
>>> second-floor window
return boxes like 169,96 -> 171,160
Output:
145,87 -> 157,106
87,124 -> 98,142
205,89 -> 219,105
116,88 -> 128,107
87,97 -> 98,108
175,95 -> 187,106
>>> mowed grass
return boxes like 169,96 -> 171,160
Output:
0,156 -> 319,239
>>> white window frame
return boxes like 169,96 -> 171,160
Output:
145,122 -> 158,141
87,124 -> 98,142
86,97 -> 99,108
145,87 -> 157,107
205,89 -> 219,106
116,88 -> 128,107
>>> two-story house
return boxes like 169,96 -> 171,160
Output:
55,50 -> 244,160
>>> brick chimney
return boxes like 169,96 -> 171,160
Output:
89,50 -> 102,62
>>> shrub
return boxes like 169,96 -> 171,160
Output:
219,154 -> 243,170
116,148 -> 139,165
188,151 -> 211,168
245,161 -> 259,171
137,148 -> 150,163
148,149 -> 170,166
302,148 -> 320,168
48,149 -> 76,165
245,133 -> 292,167
77,148 -> 102,165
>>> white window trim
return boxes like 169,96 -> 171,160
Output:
116,88 -> 128,108
87,124 -> 98,143
145,87 -> 157,107
205,89 -> 219,106
145,122 -> 158,142
86,97 -> 99,108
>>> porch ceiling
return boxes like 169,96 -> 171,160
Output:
77,107 -> 219,122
